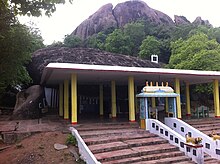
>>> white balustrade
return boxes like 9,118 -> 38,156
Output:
165,117 -> 220,160
146,119 -> 204,163
70,127 -> 101,164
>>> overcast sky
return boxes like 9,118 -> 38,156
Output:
19,0 -> 220,45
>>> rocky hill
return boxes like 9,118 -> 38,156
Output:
72,0 -> 212,40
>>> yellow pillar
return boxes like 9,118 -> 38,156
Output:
213,79 -> 220,117
111,80 -> 117,118
165,97 -> 169,114
128,76 -> 135,122
59,84 -> 64,117
185,82 -> 191,116
71,74 -> 77,124
175,78 -> 182,118
99,85 -> 104,116
64,80 -> 69,120
152,98 -> 156,108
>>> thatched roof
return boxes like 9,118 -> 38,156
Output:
28,47 -> 161,84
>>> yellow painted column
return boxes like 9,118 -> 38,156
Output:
175,78 -> 182,118
99,85 -> 104,116
59,84 -> 64,117
64,80 -> 69,120
135,86 -> 138,115
128,76 -> 135,122
165,97 -> 169,114
213,79 -> 220,117
185,82 -> 191,116
152,98 -> 156,108
71,74 -> 77,124
111,80 -> 117,118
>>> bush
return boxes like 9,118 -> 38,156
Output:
66,134 -> 77,146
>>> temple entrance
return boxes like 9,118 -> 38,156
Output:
137,82 -> 179,129
77,84 -> 130,122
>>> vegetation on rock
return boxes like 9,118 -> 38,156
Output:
0,0 -> 70,104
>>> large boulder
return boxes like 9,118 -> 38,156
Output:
11,85 -> 43,120
27,47 -> 161,84
72,3 -> 117,40
174,15 -> 191,25
113,1 -> 174,27
192,16 -> 212,27
72,1 -> 174,40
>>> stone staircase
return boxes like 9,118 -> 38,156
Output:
186,118 -> 220,135
75,122 -> 194,164
185,118 -> 220,163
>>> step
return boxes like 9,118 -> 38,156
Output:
131,143 -> 179,156
102,156 -> 142,164
95,143 -> 178,162
84,132 -> 157,145
89,141 -> 128,154
192,123 -> 220,129
133,155 -> 192,164
174,161 -> 195,164
79,129 -> 147,138
186,119 -> 220,126
89,137 -> 167,154
204,157 -> 220,162
195,126 -> 220,132
76,123 -> 139,131
95,148 -> 140,162
205,161 -> 220,164
124,137 -> 168,147
102,151 -> 186,164
79,129 -> 149,139
76,125 -> 138,131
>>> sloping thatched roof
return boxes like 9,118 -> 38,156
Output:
28,47 -> 161,84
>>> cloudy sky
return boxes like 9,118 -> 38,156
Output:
19,0 -> 220,45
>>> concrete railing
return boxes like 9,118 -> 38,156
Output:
165,117 -> 220,160
146,119 -> 204,163
69,127 -> 101,164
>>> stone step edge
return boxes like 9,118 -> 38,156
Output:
80,130 -> 150,138
84,134 -> 158,145
90,139 -> 168,154
97,145 -> 179,162
141,155 -> 192,164
102,150 -> 185,164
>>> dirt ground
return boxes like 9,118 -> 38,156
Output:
0,131 -> 82,164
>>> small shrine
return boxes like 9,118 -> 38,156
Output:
136,81 -> 179,129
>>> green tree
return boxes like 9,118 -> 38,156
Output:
171,24 -> 196,41
0,0 -> 71,107
1,0 -> 72,17
105,29 -> 133,55
64,34 -> 82,48
0,23 -> 44,92
124,22 -> 145,55
85,32 -> 107,50
47,41 -> 64,47
168,33 -> 220,71
139,36 -> 161,60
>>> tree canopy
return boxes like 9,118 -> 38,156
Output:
168,33 -> 220,71
63,34 -> 82,48
1,0 -> 72,17
0,0 -> 66,96
105,29 -> 133,55
0,23 -> 44,93
139,36 -> 161,60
